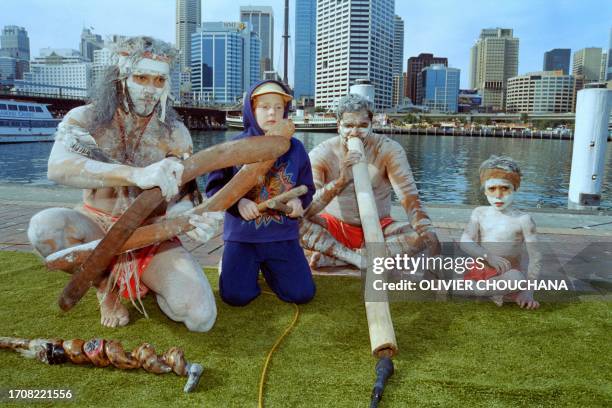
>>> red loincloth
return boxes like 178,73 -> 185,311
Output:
319,213 -> 394,250
464,264 -> 498,281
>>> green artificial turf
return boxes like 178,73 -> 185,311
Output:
0,251 -> 610,407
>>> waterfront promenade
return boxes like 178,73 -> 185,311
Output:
1,185 -> 610,297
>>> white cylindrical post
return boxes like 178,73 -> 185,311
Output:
568,89 -> 612,208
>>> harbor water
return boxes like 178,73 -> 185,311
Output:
1,130 -> 611,210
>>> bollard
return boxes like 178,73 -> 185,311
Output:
568,89 -> 612,209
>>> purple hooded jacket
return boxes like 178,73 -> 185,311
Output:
205,80 -> 315,243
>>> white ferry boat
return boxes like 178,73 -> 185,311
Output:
0,100 -> 60,143
226,113 -> 337,132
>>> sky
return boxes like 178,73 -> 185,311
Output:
2,0 -> 611,87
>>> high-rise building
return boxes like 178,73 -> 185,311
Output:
80,28 -> 103,62
405,53 -> 447,105
241,6 -> 274,76
16,48 -> 90,97
316,0 -> 395,110
392,75 -> 404,107
506,70 -> 574,113
0,57 -> 16,80
391,15 -> 404,107
191,22 -> 261,104
176,0 -> 202,71
572,47 -> 602,83
607,27 -> 612,81
418,64 -> 460,113
601,53 -> 608,81
392,15 -> 404,76
470,28 -> 519,111
0,25 -> 30,79
294,0 -> 316,101
543,48 -> 570,75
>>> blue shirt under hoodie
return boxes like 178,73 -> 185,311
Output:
205,80 -> 315,243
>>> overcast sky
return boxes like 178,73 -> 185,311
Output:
3,0 -> 611,86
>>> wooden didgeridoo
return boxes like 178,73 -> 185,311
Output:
58,130 -> 292,311
347,137 -> 398,358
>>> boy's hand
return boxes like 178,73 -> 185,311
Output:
265,119 -> 295,139
238,198 -> 260,220
516,291 -> 540,310
286,197 -> 304,218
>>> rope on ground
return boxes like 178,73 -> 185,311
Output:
258,290 -> 300,408
0,242 -> 30,246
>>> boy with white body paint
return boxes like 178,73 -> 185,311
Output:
460,156 -> 541,309
27,37 -> 220,330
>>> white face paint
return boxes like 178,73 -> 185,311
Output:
125,58 -> 170,117
484,178 -> 515,211
339,111 -> 372,146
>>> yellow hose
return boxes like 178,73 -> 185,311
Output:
258,290 -> 300,408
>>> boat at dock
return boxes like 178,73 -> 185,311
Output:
0,100 -> 60,143
226,113 -> 337,132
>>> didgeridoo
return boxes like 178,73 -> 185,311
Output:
347,137 -> 398,358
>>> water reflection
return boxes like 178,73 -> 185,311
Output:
0,130 -> 609,209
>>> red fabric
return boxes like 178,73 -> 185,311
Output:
464,264 -> 498,281
319,213 -> 394,250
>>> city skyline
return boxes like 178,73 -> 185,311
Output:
2,0 -> 611,87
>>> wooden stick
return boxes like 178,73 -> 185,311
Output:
347,137 -> 398,358
256,185 -> 308,212
265,200 -> 292,214
57,135 -> 291,311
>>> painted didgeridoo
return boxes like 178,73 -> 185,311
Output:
0,336 -> 203,393
58,121 -> 295,311
347,137 -> 398,359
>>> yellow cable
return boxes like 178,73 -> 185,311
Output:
258,290 -> 300,408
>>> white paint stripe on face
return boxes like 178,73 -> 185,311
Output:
132,58 -> 170,76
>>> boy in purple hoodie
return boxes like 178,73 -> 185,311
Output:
206,80 -> 316,306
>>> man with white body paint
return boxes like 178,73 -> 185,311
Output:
27,37 -> 220,330
460,155 -> 541,309
300,94 -> 439,269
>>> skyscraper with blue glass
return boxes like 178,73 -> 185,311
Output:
419,64 -> 460,113
191,22 -> 261,104
294,0 -> 316,101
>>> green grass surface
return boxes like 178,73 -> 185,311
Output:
0,251 -> 610,407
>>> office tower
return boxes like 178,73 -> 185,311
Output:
543,48 -> 570,75
316,0 -> 395,110
80,28 -> 103,62
406,53 -> 447,105
391,15 -> 404,106
601,53 -> 608,81
418,64 -> 460,113
176,0 -> 202,70
572,47 -> 602,83
470,28 -> 519,111
191,22 -> 261,104
241,6 -> 274,75
0,25 -> 30,79
506,71 -> 574,113
294,0 -> 316,101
